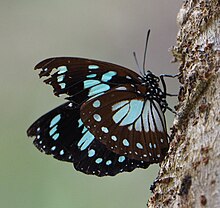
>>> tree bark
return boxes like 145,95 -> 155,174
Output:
148,1 -> 220,207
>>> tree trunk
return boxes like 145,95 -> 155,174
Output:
148,1 -> 220,207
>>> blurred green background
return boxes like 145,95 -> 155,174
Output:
0,1 -> 181,208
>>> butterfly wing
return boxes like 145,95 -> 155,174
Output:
80,84 -> 169,163
35,57 -> 143,104
27,102 -> 150,176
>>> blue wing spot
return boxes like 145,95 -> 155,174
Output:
149,143 -> 153,149
106,160 -> 112,165
50,114 -> 61,128
153,144 -> 157,149
93,100 -> 101,108
51,146 -> 56,151
95,158 -> 103,164
123,139 -> 130,147
88,149 -> 95,157
143,101 -> 150,132
77,131 -> 95,151
118,156 -> 126,163
93,114 -> 101,122
57,75 -> 65,82
78,119 -> 83,127
88,84 -> 110,97
101,126 -> 109,133
101,71 -> 117,82
49,125 -> 58,136
113,104 -> 129,124
88,65 -> 99,70
84,80 -> 100,89
59,83 -> 66,89
134,117 -> 142,132
136,142 -> 144,149
86,74 -> 97,78
111,135 -> 117,141
160,138 -> 164,143
60,150 -> 64,155
57,66 -> 67,74
120,100 -> 143,126
52,133 -> 59,141
88,92 -> 104,101
112,100 -> 129,111
82,126 -> 87,133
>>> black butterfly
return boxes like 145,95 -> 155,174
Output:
27,30 -> 172,176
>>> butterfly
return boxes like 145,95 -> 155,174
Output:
27,30 -> 172,177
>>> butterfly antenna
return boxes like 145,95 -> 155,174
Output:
143,29 -> 151,75
133,51 -> 143,76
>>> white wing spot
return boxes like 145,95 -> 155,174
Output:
115,86 -> 127,90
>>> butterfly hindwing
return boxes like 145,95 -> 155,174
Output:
27,102 -> 150,176
80,84 -> 168,163
74,138 -> 150,177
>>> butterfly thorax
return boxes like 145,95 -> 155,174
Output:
139,72 -> 168,112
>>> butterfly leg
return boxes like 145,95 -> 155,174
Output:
160,73 -> 180,114
166,106 -> 176,114
159,73 -> 180,96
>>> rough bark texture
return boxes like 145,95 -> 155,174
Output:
148,1 -> 219,207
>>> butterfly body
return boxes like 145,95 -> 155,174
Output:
27,57 -> 170,176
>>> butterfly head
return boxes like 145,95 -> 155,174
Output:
142,70 -> 160,86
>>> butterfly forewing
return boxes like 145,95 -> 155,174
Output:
35,57 -> 142,104
80,84 -> 168,163
27,102 -> 80,162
